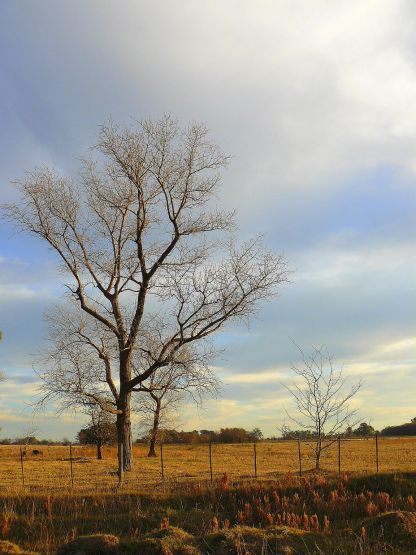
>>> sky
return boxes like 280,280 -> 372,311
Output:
0,0 -> 416,440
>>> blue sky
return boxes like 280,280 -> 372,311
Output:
1,0 -> 416,439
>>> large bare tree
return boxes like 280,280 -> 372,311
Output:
5,116 -> 288,471
284,345 -> 361,470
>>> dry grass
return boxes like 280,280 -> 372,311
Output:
1,438 -> 416,493
1,471 -> 416,554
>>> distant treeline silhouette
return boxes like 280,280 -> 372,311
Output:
2,419 -> 416,446
381,420 -> 416,437
0,436 -> 72,446
137,427 -> 264,444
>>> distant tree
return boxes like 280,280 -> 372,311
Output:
16,436 -> 38,445
344,426 -> 353,438
411,417 -> 416,424
353,422 -> 375,437
78,410 -> 117,459
284,345 -> 361,470
199,430 -> 216,442
217,428 -> 252,443
280,425 -> 316,440
248,427 -> 263,441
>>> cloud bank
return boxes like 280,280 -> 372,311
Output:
0,0 -> 415,437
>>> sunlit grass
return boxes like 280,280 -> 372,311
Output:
1,438 -> 416,493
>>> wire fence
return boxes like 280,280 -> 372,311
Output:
1,436 -> 415,493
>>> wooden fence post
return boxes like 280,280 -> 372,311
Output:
338,436 -> 341,476
69,444 -> 74,488
118,442 -> 124,484
297,439 -> 302,476
375,434 -> 379,473
209,441 -> 213,482
160,442 -> 164,480
253,441 -> 257,478
19,447 -> 25,486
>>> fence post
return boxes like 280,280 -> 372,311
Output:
209,441 -> 213,482
297,439 -> 302,476
69,444 -> 74,488
19,447 -> 25,486
160,442 -> 164,480
118,442 -> 124,484
253,441 -> 257,478
338,436 -> 341,476
375,434 -> 379,473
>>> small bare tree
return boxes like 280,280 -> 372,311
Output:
137,388 -> 183,457
136,351 -> 218,456
284,345 -> 361,470
5,116 -> 289,473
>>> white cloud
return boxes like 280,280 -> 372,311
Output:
295,238 -> 416,288
220,368 -> 287,385
3,1 -> 416,208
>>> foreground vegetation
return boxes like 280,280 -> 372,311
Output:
1,472 -> 416,553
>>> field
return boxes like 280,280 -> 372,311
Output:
1,437 -> 416,492
2,439 -> 416,553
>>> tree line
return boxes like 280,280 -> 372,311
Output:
3,418 -> 415,450
78,425 -> 263,456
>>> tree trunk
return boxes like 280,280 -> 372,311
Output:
116,391 -> 133,472
97,441 -> 102,460
315,438 -> 322,470
148,399 -> 161,457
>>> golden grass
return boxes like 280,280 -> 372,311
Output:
1,438 -> 416,493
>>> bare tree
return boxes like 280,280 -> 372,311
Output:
136,350 -> 218,456
4,116 -> 288,472
284,345 -> 361,470
138,388 -> 183,457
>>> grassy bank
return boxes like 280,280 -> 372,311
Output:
1,472 -> 416,553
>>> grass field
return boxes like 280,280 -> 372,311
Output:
1,437 -> 416,493
1,441 -> 416,553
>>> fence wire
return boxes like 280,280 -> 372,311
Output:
1,437 -> 415,493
